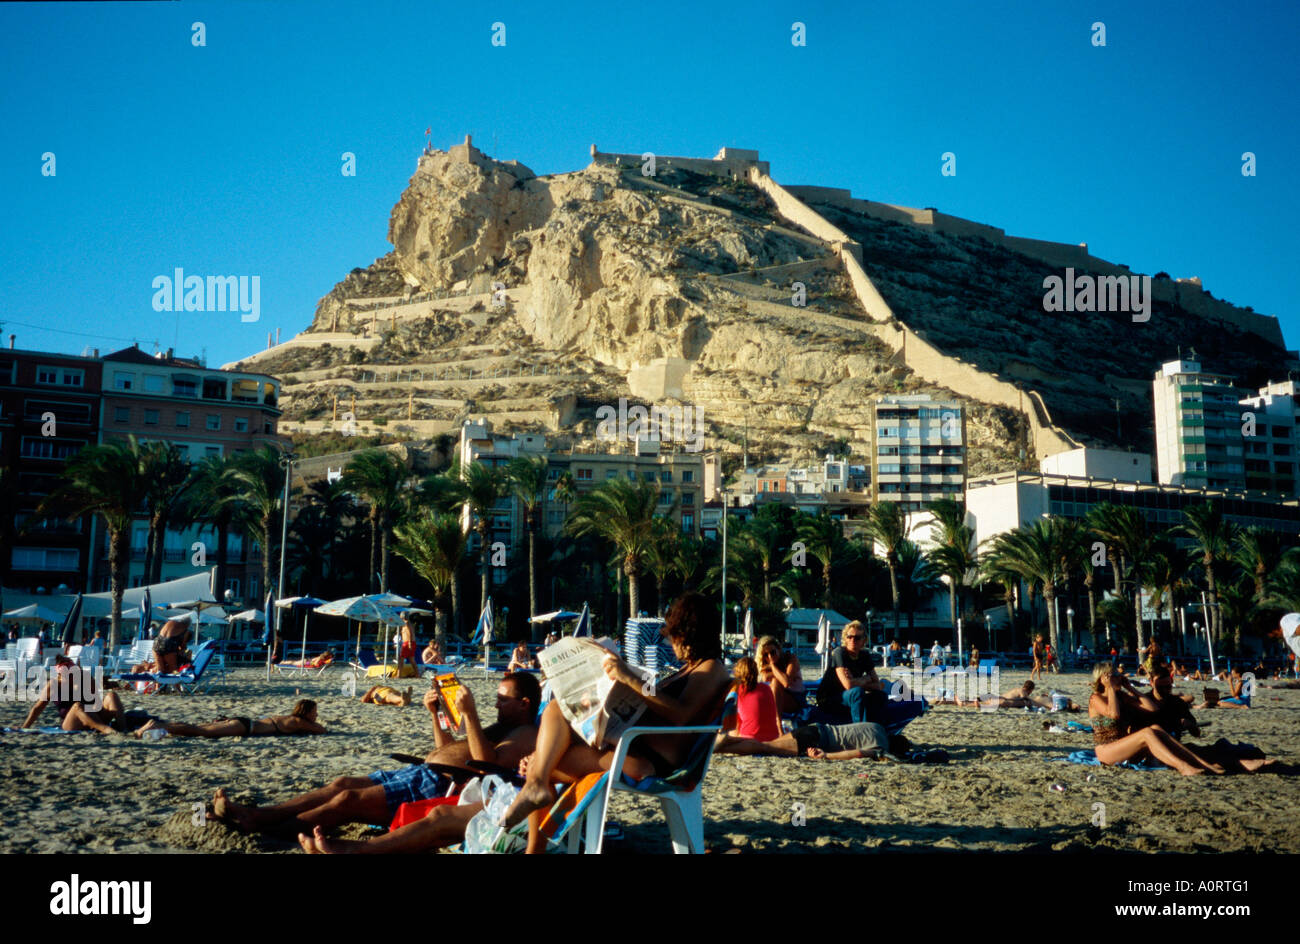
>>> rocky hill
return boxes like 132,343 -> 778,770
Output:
231,138 -> 1296,477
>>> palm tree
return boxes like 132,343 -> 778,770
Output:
181,454 -> 242,599
37,439 -> 148,649
986,519 -> 1067,653
226,446 -> 286,604
862,502 -> 906,636
1234,527 -> 1283,606
792,512 -> 843,607
341,449 -> 408,593
565,477 -> 659,619
507,455 -> 549,621
138,441 -> 194,584
1179,502 -> 1239,646
451,460 -> 507,615
1146,534 -> 1191,651
643,516 -> 681,616
978,551 -> 1021,650
738,513 -> 783,602
1217,578 -> 1256,654
1088,504 -> 1156,652
707,514 -> 764,609
896,539 -> 942,635
926,498 -> 976,631
394,508 -> 467,650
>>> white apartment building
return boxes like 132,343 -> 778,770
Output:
870,395 -> 965,511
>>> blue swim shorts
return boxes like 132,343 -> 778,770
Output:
367,764 -> 452,814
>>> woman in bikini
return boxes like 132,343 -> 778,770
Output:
1088,663 -> 1223,776
135,699 -> 326,738
152,618 -> 192,674
756,635 -> 805,716
501,592 -> 731,852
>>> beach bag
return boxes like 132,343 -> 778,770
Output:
461,775 -> 527,854
1050,691 -> 1070,712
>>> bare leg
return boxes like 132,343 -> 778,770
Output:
502,701 -> 571,828
1096,728 -> 1223,776
155,719 -> 247,738
213,776 -> 377,832
714,733 -> 800,756
62,704 -> 115,734
306,803 -> 481,854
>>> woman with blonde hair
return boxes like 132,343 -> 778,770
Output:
727,655 -> 780,742
756,635 -> 805,716
1088,662 -> 1222,776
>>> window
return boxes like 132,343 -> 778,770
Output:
660,490 -> 674,504
576,468 -> 592,481
206,415 -> 222,431
113,371 -> 134,391
37,366 -> 84,387
205,446 -> 221,457
143,409 -> 160,425
605,469 -> 618,480
11,547 -> 79,571
24,400 -> 91,425
234,417 -> 248,432
660,470 -> 673,483
681,513 -> 695,533
172,377 -> 198,397
143,375 -> 164,393
20,437 -> 84,460
681,470 -> 694,483
175,411 -> 190,428
626,470 -> 636,481
681,492 -> 694,506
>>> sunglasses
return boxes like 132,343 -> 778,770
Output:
846,634 -> 865,640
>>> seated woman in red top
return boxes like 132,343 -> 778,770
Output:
728,656 -> 780,742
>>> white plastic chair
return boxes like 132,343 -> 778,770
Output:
573,724 -> 720,854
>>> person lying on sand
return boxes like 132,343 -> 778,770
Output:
361,685 -> 412,706
716,721 -> 906,760
134,699 -> 325,739
931,680 -> 1080,711
212,673 -> 540,838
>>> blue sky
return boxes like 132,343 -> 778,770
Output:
2,0 -> 1297,368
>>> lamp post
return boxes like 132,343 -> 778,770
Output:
783,596 -> 793,651
1066,606 -> 1075,662
268,450 -> 296,680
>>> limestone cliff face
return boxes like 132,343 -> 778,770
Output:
249,142 -> 1291,473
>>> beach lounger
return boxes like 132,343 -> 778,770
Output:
274,650 -> 335,677
113,641 -> 218,694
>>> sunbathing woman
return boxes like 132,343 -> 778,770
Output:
501,592 -> 730,852
756,635 -> 805,716
361,685 -> 412,706
152,618 -> 192,675
135,699 -> 326,738
1089,663 -> 1223,776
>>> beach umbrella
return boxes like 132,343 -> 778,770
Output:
1282,614 -> 1300,660
3,603 -> 66,625
137,588 -> 152,641
573,602 -> 590,638
528,610 -> 581,623
743,607 -> 753,652
59,593 -> 84,648
814,612 -> 830,676
472,598 -> 493,671
315,594 -> 410,671
263,589 -> 276,680
276,595 -> 326,665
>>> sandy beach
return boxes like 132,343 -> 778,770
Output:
2,665 -> 1297,854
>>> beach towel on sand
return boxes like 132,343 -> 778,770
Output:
1,726 -> 75,735
1054,749 -> 1166,771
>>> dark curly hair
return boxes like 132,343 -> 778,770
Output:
663,592 -> 721,663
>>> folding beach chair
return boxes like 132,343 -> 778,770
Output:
114,641 -> 218,694
274,650 -> 335,678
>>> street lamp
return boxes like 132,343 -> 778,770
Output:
1066,606 -> 1075,659
269,450 -> 296,680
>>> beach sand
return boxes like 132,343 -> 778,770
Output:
2,665 -> 1297,854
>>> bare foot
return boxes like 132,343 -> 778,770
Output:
298,831 -> 319,854
501,781 -> 554,829
134,719 -> 163,739
212,787 -> 259,832
401,687 -> 412,706
311,825 -> 361,854
1180,766 -> 1207,776
1240,757 -> 1276,772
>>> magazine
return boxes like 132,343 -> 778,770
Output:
435,673 -> 465,732
537,637 -> 653,748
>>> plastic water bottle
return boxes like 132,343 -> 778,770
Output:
143,727 -> 167,741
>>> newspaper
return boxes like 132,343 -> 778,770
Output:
538,637 -> 652,748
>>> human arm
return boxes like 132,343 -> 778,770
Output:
21,689 -> 51,728
603,654 -> 726,726
289,717 -> 327,735
839,664 -> 883,692
456,688 -> 495,763
424,688 -> 455,750
805,746 -> 875,761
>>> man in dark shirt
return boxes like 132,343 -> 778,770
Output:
818,620 -> 886,723
1141,670 -> 1200,738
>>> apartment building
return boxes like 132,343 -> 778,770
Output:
1152,357 -> 1249,491
1237,380 -> 1300,496
870,395 -> 966,511
457,419 -> 718,588
0,347 -> 103,594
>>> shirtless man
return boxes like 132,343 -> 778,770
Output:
213,672 -> 540,837
717,720 -> 902,761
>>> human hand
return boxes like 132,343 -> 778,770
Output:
423,689 -> 440,714
805,747 -> 826,760
602,654 -> 632,687
455,687 -> 477,717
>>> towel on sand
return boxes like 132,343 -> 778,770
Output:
1055,749 -> 1166,771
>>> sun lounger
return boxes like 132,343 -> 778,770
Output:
274,650 -> 335,677
113,641 -> 218,694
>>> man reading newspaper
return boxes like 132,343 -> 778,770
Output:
538,636 -> 656,748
